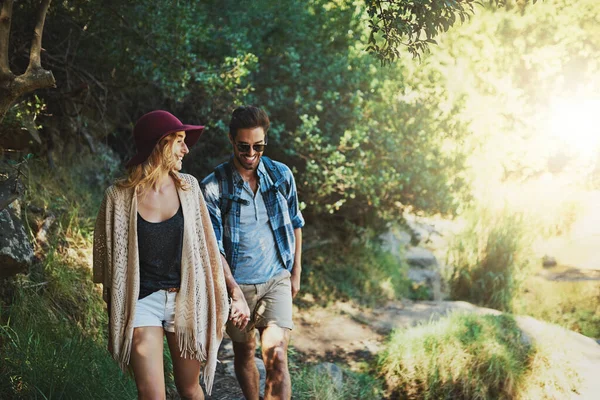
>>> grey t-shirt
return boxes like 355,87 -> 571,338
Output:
234,180 -> 285,284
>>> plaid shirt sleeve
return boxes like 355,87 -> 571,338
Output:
200,174 -> 225,256
284,166 -> 305,230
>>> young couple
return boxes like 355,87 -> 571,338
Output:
93,106 -> 304,400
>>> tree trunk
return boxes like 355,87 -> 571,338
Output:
0,0 -> 55,124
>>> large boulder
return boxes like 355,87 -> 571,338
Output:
379,228 -> 412,260
0,207 -> 34,278
404,246 -> 438,269
407,268 -> 443,301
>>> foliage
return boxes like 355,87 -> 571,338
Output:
294,58 -> 472,230
290,362 -> 383,400
445,207 -> 534,312
0,155 -> 138,398
514,276 -> 600,338
302,236 -> 410,306
428,0 -> 600,191
378,312 -> 578,399
3,0 -> 475,237
365,0 -> 478,63
0,282 -> 137,399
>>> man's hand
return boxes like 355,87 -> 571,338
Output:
230,286 -> 251,330
291,269 -> 301,299
291,228 -> 302,299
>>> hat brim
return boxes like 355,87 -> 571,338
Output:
125,124 -> 205,168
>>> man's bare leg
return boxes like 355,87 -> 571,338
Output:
233,332 -> 260,400
260,326 -> 291,400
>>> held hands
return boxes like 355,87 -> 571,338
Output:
229,286 -> 251,330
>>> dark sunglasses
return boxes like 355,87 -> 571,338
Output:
235,142 -> 267,153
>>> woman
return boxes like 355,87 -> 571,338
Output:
93,110 -> 229,399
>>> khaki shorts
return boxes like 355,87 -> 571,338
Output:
227,269 -> 294,342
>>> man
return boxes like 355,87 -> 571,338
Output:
201,105 -> 304,400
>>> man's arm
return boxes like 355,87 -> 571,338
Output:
221,254 -> 250,329
290,228 -> 302,298
201,177 -> 251,329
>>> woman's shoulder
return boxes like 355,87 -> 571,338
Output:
179,173 -> 200,188
103,183 -> 133,203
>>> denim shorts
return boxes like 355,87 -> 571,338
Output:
132,289 -> 177,333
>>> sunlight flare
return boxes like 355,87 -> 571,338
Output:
548,98 -> 600,158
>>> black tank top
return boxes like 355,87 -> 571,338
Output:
137,206 -> 184,299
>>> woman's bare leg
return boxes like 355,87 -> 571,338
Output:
165,332 -> 205,400
130,326 -> 166,400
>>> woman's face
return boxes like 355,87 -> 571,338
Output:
171,131 -> 189,171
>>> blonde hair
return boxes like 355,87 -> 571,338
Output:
117,132 -> 190,192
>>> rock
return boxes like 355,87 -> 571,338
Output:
220,339 -> 234,358
379,229 -> 411,260
0,208 -> 34,278
407,268 -> 442,301
314,362 -> 343,390
542,255 -> 557,268
404,246 -> 438,269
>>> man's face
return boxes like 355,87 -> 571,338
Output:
231,127 -> 266,171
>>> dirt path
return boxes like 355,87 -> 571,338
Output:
208,299 -> 600,399
290,299 -> 496,365
537,265 -> 600,281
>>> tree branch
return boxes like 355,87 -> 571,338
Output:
27,0 -> 51,71
0,0 -> 13,76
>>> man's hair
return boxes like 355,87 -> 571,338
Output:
229,105 -> 270,140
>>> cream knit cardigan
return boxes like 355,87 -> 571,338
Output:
92,173 -> 228,394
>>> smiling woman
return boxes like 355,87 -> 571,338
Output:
92,110 -> 229,400
548,97 -> 600,159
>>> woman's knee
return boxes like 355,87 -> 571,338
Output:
136,385 -> 166,400
175,383 -> 203,400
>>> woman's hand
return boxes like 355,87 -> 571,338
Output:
229,286 -> 251,330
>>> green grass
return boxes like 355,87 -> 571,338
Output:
0,155 -> 139,399
0,282 -> 137,399
290,362 -> 383,400
378,312 -> 579,400
514,274 -> 600,338
445,207 -> 535,312
302,239 -> 410,307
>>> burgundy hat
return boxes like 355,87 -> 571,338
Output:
126,110 -> 205,168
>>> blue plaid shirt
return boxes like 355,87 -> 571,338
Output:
200,157 -> 305,278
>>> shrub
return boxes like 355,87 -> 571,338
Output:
291,362 -> 383,400
378,312 -> 578,400
302,238 -> 410,306
0,282 -> 137,399
0,156 -> 137,399
514,278 -> 600,338
445,207 -> 534,311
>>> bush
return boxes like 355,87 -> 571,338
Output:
0,279 -> 137,399
445,207 -> 534,311
291,362 -> 383,400
0,156 -> 138,399
302,238 -> 410,306
378,312 -> 578,400
514,278 -> 600,338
